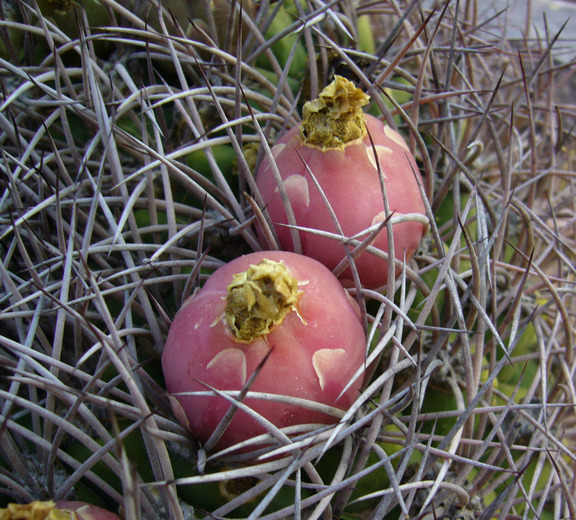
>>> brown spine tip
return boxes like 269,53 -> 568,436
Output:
300,75 -> 370,151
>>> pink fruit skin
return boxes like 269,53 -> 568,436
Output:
255,115 -> 427,289
55,501 -> 121,520
162,251 -> 366,451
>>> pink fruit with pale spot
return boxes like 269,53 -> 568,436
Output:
255,76 -> 427,289
162,251 -> 366,452
55,502 -> 121,520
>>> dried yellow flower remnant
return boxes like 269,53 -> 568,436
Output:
0,501 -> 75,520
240,142 -> 260,173
219,474 -> 260,501
300,75 -> 370,151
225,259 -> 302,343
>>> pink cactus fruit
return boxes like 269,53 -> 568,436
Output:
255,75 -> 428,289
162,251 -> 367,451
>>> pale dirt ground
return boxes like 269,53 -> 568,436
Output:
424,0 -> 576,64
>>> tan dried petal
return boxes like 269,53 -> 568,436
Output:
225,259 -> 302,343
300,75 -> 370,151
0,501 -> 75,520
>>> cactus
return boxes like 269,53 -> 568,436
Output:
0,0 -> 575,519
